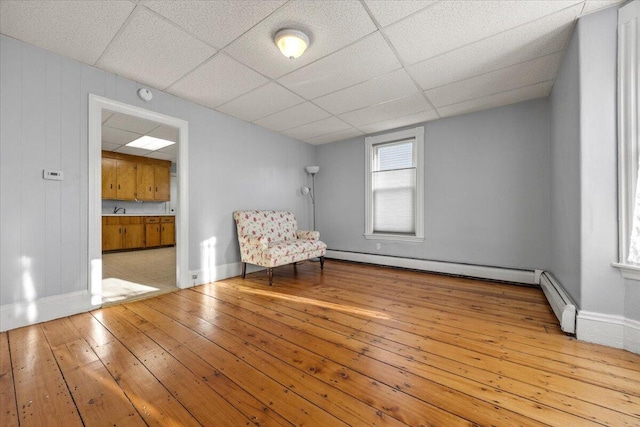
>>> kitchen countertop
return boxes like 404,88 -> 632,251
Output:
102,213 -> 175,217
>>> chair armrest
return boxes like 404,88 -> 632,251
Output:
296,230 -> 320,240
242,235 -> 268,250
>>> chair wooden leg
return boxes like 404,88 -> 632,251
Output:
320,256 -> 325,269
241,262 -> 246,279
267,268 -> 273,286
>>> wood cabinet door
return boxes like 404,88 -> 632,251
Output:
116,160 -> 137,200
154,165 -> 170,201
102,224 -> 122,251
123,224 -> 145,249
136,164 -> 154,201
161,222 -> 175,246
101,158 -> 117,199
145,223 -> 160,248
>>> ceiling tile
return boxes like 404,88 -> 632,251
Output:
167,53 -> 268,109
436,81 -> 553,118
253,102 -> 331,132
357,109 -> 439,135
96,7 -> 216,89
102,111 -> 114,123
283,117 -> 352,141
385,0 -> 581,65
102,126 -> 142,145
0,1 -> 135,65
142,0 -> 286,48
313,68 -> 420,115
408,4 -> 581,90
278,32 -> 401,99
224,0 -> 377,79
339,93 -> 432,127
363,0 -> 437,27
305,128 -> 365,145
104,113 -> 161,134
157,144 -> 178,155
425,52 -> 561,107
581,0 -> 625,16
114,145 -> 152,157
101,141 -> 121,152
216,82 -> 304,122
148,125 -> 179,143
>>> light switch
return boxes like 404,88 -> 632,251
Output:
43,169 -> 63,181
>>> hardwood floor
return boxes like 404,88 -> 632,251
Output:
3,259 -> 640,426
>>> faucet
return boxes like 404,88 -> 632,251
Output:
113,207 -> 126,214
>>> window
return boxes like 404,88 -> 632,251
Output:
365,126 -> 424,242
615,1 -> 640,279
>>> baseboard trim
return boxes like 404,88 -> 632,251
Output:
325,250 -> 538,285
577,311 -> 625,348
190,262 -> 264,286
0,290 -> 92,332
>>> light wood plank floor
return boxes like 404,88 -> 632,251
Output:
3,260 -> 640,426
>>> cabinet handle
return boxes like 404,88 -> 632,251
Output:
118,184 -> 120,190
162,226 -> 164,231
110,184 -> 113,189
155,186 -> 158,192
119,228 -> 121,234
149,186 -> 151,192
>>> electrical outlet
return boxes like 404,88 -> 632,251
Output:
376,243 -> 381,251
191,274 -> 198,280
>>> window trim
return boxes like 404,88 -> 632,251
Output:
364,126 -> 424,242
614,1 -> 640,279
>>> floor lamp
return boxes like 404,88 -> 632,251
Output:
305,166 -> 319,231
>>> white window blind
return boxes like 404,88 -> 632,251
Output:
365,126 -> 424,242
372,141 -> 416,234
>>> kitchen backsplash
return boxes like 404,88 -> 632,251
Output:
102,200 -> 172,215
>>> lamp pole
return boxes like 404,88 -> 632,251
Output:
305,166 -> 320,231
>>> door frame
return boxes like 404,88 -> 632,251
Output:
88,94 -> 190,306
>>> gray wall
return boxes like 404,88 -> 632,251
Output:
576,8 -> 626,316
316,99 -> 551,271
0,34 -> 315,307
549,21 -> 582,305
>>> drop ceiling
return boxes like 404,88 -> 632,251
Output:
0,0 -> 623,145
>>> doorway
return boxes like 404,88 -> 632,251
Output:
88,95 -> 189,307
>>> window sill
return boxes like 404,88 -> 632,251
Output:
364,233 -> 424,243
612,262 -> 640,281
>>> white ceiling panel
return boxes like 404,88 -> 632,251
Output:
582,0 -> 625,15
167,53 -> 268,109
224,0 -> 377,79
145,151 -> 176,161
339,93 -> 432,127
114,145 -> 153,157
436,81 -> 553,118
408,4 -> 581,90
148,125 -> 179,143
385,0 -> 581,65
101,126 -> 142,146
363,0 -> 438,27
253,102 -> 331,132
305,128 -> 365,145
104,112 -> 161,135
157,144 -> 178,155
357,109 -> 439,135
96,8 -> 216,89
102,110 -> 114,123
283,117 -> 352,141
142,0 -> 286,49
101,141 -> 121,152
425,53 -> 561,107
0,1 -> 135,65
314,68 -> 420,115
278,32 -> 402,99
216,82 -> 304,122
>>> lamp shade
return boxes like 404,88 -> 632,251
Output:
275,29 -> 310,59
306,165 -> 320,174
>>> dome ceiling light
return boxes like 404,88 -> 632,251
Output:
274,29 -> 310,59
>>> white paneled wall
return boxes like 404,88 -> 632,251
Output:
0,34 -> 315,328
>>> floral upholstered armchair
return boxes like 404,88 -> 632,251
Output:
233,210 -> 327,285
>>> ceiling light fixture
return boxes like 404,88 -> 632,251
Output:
274,29 -> 310,59
126,135 -> 175,151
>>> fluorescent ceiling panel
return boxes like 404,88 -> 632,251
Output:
126,135 -> 176,151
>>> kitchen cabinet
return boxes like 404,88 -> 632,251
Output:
145,217 -> 161,248
161,217 -> 175,246
102,217 -> 145,251
136,164 -> 170,201
102,151 -> 171,201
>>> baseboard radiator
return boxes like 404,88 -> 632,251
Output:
540,272 -> 577,334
